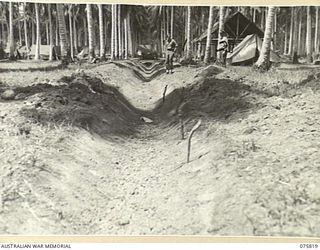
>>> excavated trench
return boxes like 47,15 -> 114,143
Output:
1,62 -> 320,235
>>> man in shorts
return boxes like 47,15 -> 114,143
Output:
165,35 -> 178,74
217,31 -> 229,67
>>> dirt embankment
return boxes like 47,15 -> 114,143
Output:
0,62 -> 320,236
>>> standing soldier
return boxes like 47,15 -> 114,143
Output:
217,30 -> 229,67
165,35 -> 178,74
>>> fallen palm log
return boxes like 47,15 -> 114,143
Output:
187,119 -> 202,163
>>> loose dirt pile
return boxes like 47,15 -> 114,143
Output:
0,61 -> 320,236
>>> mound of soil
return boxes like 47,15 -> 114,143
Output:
12,74 -> 143,137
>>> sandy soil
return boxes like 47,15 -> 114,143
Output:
0,60 -> 320,236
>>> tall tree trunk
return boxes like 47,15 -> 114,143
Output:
34,3 -> 40,60
171,6 -> 174,37
255,6 -> 276,71
217,6 -> 225,62
260,7 -> 265,30
315,6 -> 319,57
83,16 -> 88,47
284,23 -> 288,54
298,9 -> 302,56
32,20 -> 35,45
117,5 -> 122,59
124,17 -> 128,59
111,4 -> 115,60
186,6 -> 192,60
18,22 -> 22,45
273,8 -> 277,50
204,6 -> 214,64
23,7 -> 29,53
68,5 -> 74,60
9,1 -> 14,59
98,4 -> 105,60
56,4 -> 68,62
55,18 -> 59,46
292,7 -> 299,63
48,4 -> 53,61
46,22 -> 49,45
306,6 -> 312,63
253,8 -> 256,22
127,11 -> 133,57
114,4 -> 118,59
73,16 -> 78,52
86,4 -> 94,61
288,8 -> 294,55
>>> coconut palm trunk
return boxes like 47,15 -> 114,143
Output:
124,17 -> 128,59
117,5 -> 122,59
73,16 -> 78,52
204,6 -> 214,64
127,11 -> 133,57
48,4 -> 53,61
9,1 -> 14,59
315,7 -> 319,57
98,4 -> 105,60
83,16 -> 88,47
298,9 -> 302,56
111,4 -> 115,60
217,6 -> 225,62
186,6 -> 192,60
255,6 -> 276,71
288,8 -> 294,56
56,4 -> 68,63
34,3 -> 40,60
68,5 -> 74,60
170,6 -> 174,37
86,4 -> 95,61
23,7 -> 29,54
306,6 -> 312,63
292,7 -> 299,63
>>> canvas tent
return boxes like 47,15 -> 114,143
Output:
192,11 -> 264,60
29,45 -> 59,60
227,34 -> 281,65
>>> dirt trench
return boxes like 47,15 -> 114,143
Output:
0,62 -> 320,236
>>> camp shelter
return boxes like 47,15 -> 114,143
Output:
76,47 -> 101,59
29,45 -> 59,60
226,34 -> 281,65
192,11 -> 264,60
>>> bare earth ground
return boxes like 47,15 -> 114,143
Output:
0,60 -> 320,236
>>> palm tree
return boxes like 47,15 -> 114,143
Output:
86,4 -> 94,61
185,6 -> 192,60
288,8 -> 294,55
9,1 -> 14,59
204,6 -> 214,64
306,6 -> 312,63
48,4 -> 53,61
170,6 -> 174,37
98,4 -> 105,60
68,5 -> 74,60
34,3 -> 40,60
56,4 -> 68,63
292,7 -> 299,63
315,7 -> 319,58
216,6 -> 225,62
117,5 -> 122,59
111,4 -> 115,60
255,6 -> 276,70
23,3 -> 30,54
